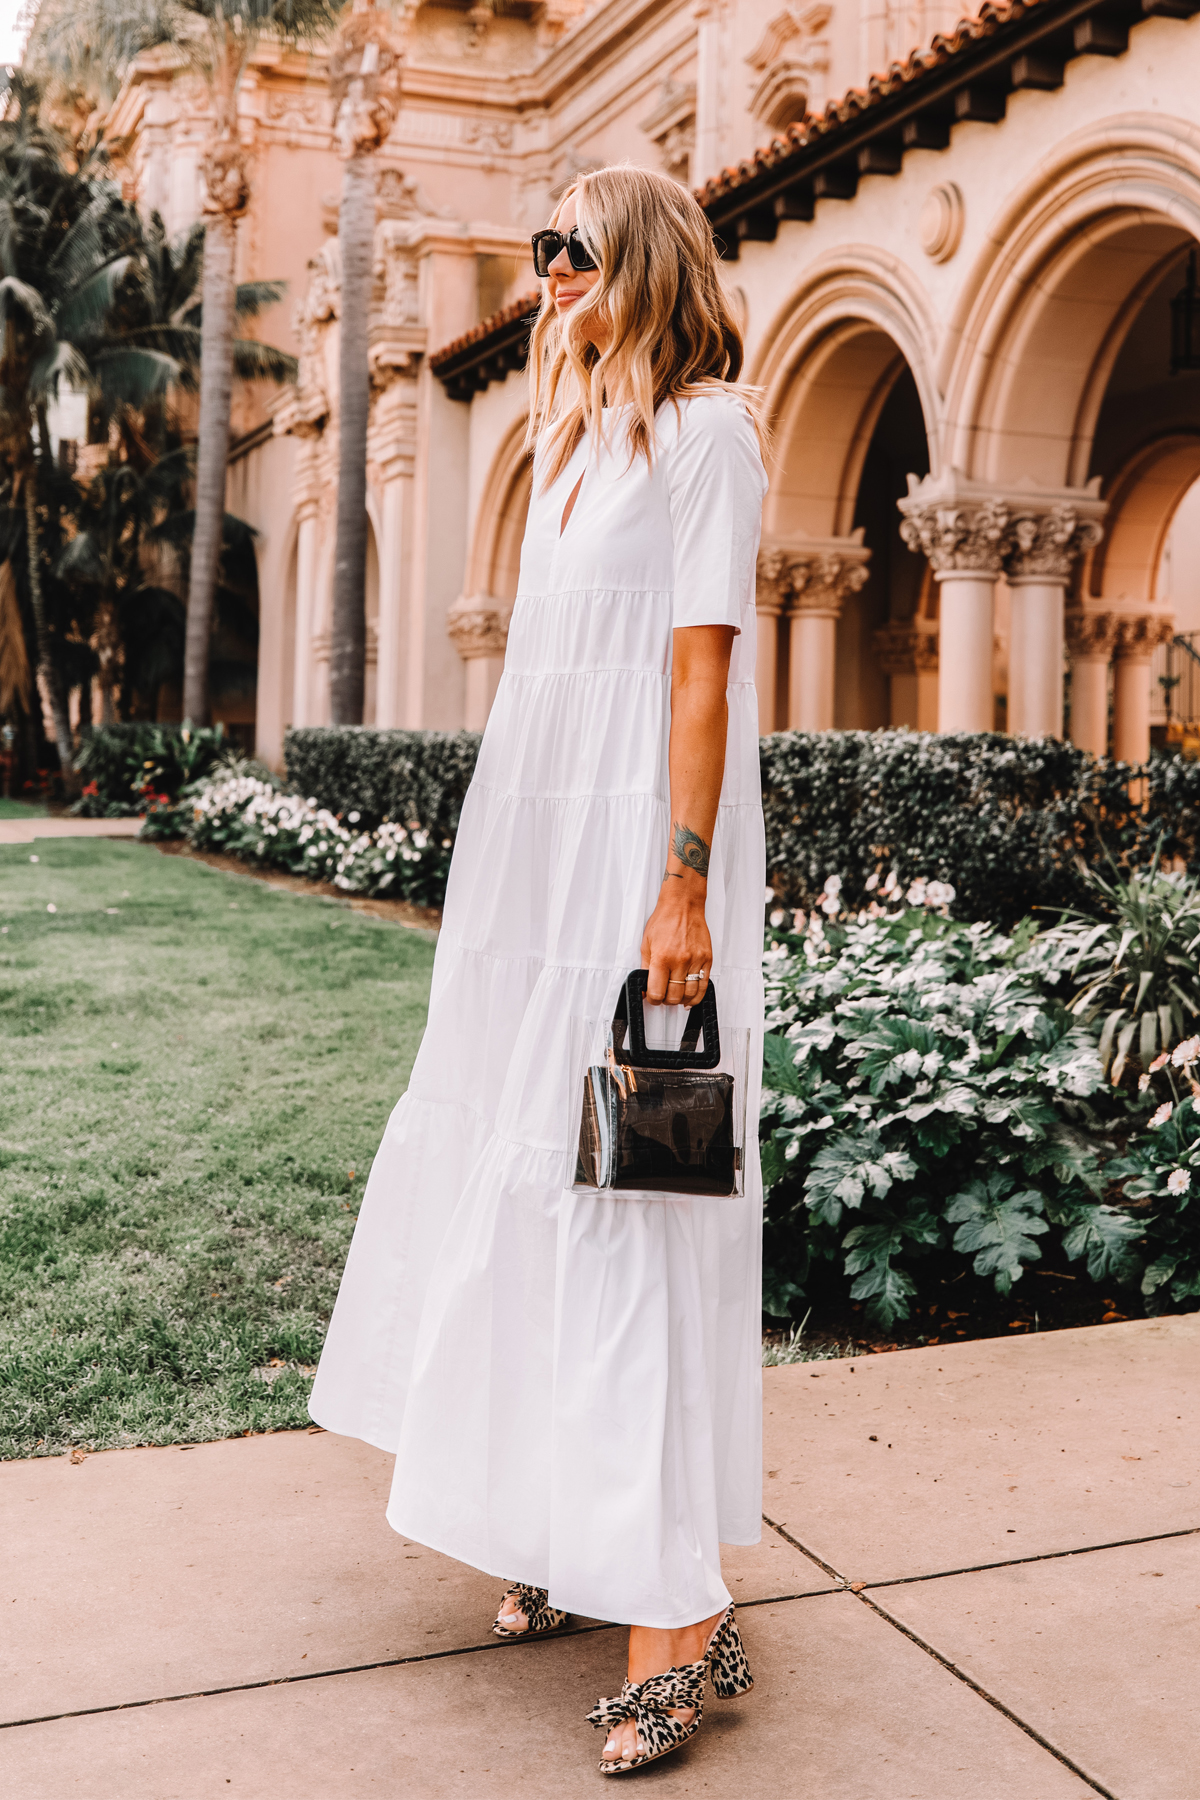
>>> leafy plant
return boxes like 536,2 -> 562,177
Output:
1105,1039 -> 1200,1311
759,904 -> 1144,1328
1041,853 -> 1200,1083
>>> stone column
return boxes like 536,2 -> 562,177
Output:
757,537 -> 870,732
753,550 -> 790,734
1001,498 -> 1105,739
899,472 -> 1009,735
1112,614 -> 1175,764
371,378 -> 419,729
691,0 -> 723,187
1064,612 -> 1118,758
446,599 -> 512,731
291,457 -> 322,729
873,622 -> 939,731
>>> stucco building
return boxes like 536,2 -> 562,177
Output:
107,0 -> 1200,766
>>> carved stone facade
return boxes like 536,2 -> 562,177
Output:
97,0 -> 1200,766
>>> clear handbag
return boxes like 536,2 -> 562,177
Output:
568,970 -> 749,1198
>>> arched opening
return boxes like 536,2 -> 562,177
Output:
763,313 -> 933,732
938,128 -> 1200,748
456,420 -> 534,729
847,364 -> 931,729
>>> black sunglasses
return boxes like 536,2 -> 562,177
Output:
531,227 -> 598,278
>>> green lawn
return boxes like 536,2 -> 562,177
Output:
0,796 -> 47,818
0,840 -> 435,1459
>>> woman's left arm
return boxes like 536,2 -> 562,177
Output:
641,624 -> 735,1007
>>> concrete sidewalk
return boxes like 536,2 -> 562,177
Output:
0,816 -> 144,846
3,1316 -> 1196,1800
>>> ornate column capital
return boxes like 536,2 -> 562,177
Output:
757,533 -> 871,620
1001,493 -> 1106,583
1065,610 -> 1119,661
1113,612 -> 1175,661
898,470 -> 1010,577
873,622 -> 939,676
447,596 -> 512,661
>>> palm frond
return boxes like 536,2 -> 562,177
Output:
90,346 -> 180,407
231,337 -> 298,385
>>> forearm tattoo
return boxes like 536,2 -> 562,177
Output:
670,821 -> 710,877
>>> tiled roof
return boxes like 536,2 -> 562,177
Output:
429,288 -> 542,375
699,0 -> 1032,208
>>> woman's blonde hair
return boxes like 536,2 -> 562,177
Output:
526,164 -> 766,486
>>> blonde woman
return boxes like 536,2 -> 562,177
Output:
311,164 -> 768,1776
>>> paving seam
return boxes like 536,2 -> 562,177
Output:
856,1589 -> 1122,1800
763,1515 -> 1126,1800
0,1581 -> 848,1733
10,1519 -> 1192,1747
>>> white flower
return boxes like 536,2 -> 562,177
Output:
865,872 -> 879,892
769,909 -> 785,927
823,874 -> 842,896
1167,1168 -> 1190,1195
764,886 -> 776,904
348,811 -> 360,824
1172,1036 -> 1200,1067
1138,1073 -> 1151,1093
1150,1102 -> 1173,1127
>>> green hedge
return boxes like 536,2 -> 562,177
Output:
761,730 -> 1200,925
77,723 -> 1200,924
283,727 -> 482,836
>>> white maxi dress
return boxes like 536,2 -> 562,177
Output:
310,391 -> 768,1629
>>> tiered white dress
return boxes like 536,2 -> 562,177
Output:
310,390 -> 768,1629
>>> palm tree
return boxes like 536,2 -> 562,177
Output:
0,82 -> 171,779
28,0 -> 341,725
326,0 -> 404,723
63,214 -> 296,719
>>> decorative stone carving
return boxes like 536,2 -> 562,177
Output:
873,622 -> 939,676
757,534 -> 871,617
447,599 -> 512,660
1002,503 -> 1105,582
918,183 -> 964,264
639,82 -> 697,184
1114,614 -> 1176,660
745,3 -> 831,131
899,472 -> 1107,582
754,548 -> 793,615
376,167 -> 455,221
535,0 -> 589,46
1064,611 -> 1119,659
899,473 -> 1011,577
328,0 -> 407,162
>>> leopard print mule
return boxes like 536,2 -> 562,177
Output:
587,1661 -> 707,1774
491,1582 -> 569,1640
587,1603 -> 753,1774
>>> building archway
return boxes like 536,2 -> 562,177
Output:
452,416 -> 533,728
752,254 -> 937,732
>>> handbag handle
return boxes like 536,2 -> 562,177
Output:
611,969 -> 721,1070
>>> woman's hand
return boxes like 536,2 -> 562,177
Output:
641,869 -> 712,1007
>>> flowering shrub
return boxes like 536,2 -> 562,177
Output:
760,883 -> 1145,1327
72,723 -> 229,817
182,773 -> 453,908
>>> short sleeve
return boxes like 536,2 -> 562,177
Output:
667,395 -> 768,632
